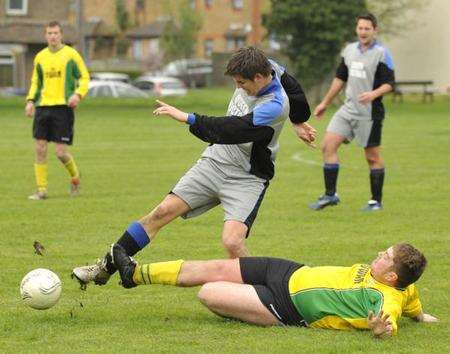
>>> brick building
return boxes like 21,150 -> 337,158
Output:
0,0 -> 78,88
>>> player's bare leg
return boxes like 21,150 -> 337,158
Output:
71,194 -> 190,288
221,220 -> 249,258
198,282 -> 281,326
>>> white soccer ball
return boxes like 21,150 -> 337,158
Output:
20,268 -> 62,310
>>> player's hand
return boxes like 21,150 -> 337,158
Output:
292,122 -> 317,148
358,91 -> 376,104
313,102 -> 327,119
153,100 -> 188,123
25,101 -> 35,117
367,310 -> 393,337
68,94 -> 80,108
415,313 -> 439,322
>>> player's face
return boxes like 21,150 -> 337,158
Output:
356,19 -> 377,46
233,75 -> 260,96
370,246 -> 395,277
45,26 -> 63,47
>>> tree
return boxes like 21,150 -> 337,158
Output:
263,0 -> 367,90
115,0 -> 131,57
366,0 -> 425,37
161,0 -> 203,62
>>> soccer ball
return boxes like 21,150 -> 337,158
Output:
20,268 -> 62,310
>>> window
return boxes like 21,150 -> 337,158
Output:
0,53 -> 14,87
6,0 -> 28,15
232,0 -> 243,10
226,36 -> 246,51
204,39 -> 214,58
95,85 -> 112,97
133,40 -> 143,60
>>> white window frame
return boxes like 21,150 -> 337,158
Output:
232,0 -> 244,10
6,0 -> 28,16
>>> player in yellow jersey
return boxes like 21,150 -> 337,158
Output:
110,243 -> 437,337
25,21 -> 89,200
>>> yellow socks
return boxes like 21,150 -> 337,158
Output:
34,163 -> 48,193
133,260 -> 184,286
64,157 -> 79,179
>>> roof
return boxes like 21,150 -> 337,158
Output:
0,22 -> 77,44
84,20 -> 117,37
126,21 -> 166,39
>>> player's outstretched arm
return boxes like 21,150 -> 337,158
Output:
413,311 -> 439,323
153,100 -> 188,122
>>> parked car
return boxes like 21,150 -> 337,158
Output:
133,76 -> 187,96
0,87 -> 27,97
90,72 -> 131,83
163,58 -> 212,88
87,80 -> 149,98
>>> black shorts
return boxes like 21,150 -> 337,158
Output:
33,105 -> 75,145
239,257 -> 306,326
366,119 -> 383,148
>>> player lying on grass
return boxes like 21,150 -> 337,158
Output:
111,242 -> 437,337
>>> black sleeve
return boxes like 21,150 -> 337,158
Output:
189,113 -> 274,144
280,71 -> 311,124
374,62 -> 395,89
335,57 -> 348,82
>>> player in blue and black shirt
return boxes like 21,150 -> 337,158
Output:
310,13 -> 395,212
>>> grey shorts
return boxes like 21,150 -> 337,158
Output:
327,111 -> 383,148
171,158 -> 269,234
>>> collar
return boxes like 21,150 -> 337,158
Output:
358,40 -> 377,53
256,75 -> 280,97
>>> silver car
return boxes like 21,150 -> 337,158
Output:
87,80 -> 149,98
134,76 -> 187,96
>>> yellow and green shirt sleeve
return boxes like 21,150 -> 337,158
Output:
26,46 -> 90,106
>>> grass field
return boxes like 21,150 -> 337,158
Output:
0,90 -> 449,353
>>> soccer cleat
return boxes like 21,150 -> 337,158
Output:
28,191 -> 48,200
362,200 -> 383,212
111,243 -> 137,289
71,257 -> 111,290
309,194 -> 340,210
70,176 -> 81,197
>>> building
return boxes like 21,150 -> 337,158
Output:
0,0 -> 78,89
83,0 -> 268,70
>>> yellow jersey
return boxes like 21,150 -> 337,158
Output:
27,45 -> 89,106
288,264 -> 422,335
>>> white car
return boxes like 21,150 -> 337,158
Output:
133,76 -> 187,96
90,72 -> 131,83
87,80 -> 149,98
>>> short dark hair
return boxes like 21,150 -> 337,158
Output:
357,13 -> 378,28
225,46 -> 272,80
393,244 -> 427,288
46,21 -> 62,32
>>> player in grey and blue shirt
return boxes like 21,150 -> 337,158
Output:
72,47 -> 315,288
310,13 -> 395,212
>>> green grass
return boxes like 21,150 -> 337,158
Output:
0,90 -> 449,353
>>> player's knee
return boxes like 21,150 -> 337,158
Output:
198,283 -> 217,307
222,233 -> 245,255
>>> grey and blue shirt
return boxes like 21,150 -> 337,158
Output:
186,62 -> 310,180
336,41 -> 395,120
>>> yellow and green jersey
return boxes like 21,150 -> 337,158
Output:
288,264 -> 422,335
26,45 -> 89,106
